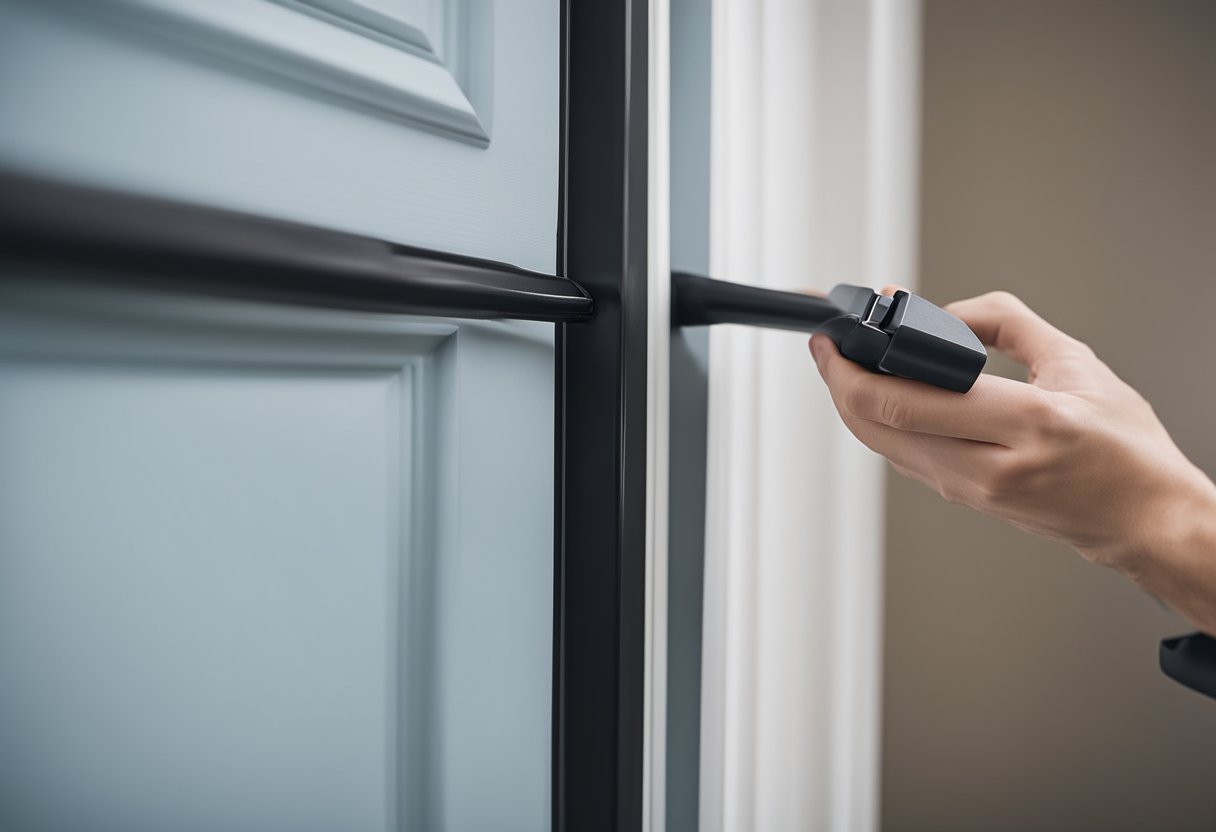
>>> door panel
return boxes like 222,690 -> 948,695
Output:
0,280 -> 554,831
0,0 -> 558,272
0,0 -> 565,826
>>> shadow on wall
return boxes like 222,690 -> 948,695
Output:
882,2 -> 1216,831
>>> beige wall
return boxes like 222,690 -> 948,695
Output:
882,2 -> 1216,830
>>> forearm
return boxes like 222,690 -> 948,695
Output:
1107,468 -> 1216,636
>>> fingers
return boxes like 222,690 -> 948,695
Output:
809,334 -> 1047,445
945,291 -> 1088,370
826,389 -> 1003,501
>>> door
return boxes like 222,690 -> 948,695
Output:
0,1 -> 653,830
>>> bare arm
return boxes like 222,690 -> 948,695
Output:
810,289 -> 1216,635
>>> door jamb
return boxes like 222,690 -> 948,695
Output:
552,0 -> 651,829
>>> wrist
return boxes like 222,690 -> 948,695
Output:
1083,463 -> 1213,573
1094,466 -> 1216,631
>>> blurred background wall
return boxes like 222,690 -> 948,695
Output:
881,1 -> 1216,830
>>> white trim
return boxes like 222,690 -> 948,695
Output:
644,0 -> 671,829
701,0 -> 761,826
700,2 -> 922,830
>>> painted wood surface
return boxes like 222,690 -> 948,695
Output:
0,0 -> 558,272
0,0 -> 560,828
0,281 -> 555,831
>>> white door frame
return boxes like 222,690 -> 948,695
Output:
645,0 -> 672,829
699,2 -> 922,830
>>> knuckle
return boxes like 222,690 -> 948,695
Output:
1064,337 -> 1096,360
843,382 -> 913,430
1030,395 -> 1079,441
986,290 -> 1026,312
979,454 -> 1035,502
933,481 -> 963,506
937,478 -> 966,506
1132,389 -> 1158,417
1021,391 -> 1055,424
834,407 -> 875,447
841,378 -> 875,419
879,392 -> 911,430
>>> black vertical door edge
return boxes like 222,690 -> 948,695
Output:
553,0 -> 649,830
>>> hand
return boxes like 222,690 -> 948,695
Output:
809,289 -> 1216,632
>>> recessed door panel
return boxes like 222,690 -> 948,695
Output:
0,283 -> 554,831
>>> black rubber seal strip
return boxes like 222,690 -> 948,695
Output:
0,170 -> 593,322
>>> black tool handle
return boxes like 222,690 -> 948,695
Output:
671,271 -> 988,393
672,271 -> 842,332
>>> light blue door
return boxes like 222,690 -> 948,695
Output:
0,2 -> 560,829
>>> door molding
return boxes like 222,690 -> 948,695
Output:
699,1 -> 922,830
29,0 -> 491,143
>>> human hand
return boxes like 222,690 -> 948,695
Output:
809,289 -> 1216,629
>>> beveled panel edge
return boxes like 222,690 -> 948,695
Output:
27,0 -> 490,145
0,286 -> 451,831
276,0 -> 437,60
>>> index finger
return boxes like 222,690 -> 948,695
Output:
809,334 -> 1046,445
945,291 -> 1088,371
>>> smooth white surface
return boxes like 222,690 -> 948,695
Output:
699,2 -> 921,830
644,0 -> 671,829
700,3 -> 761,828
